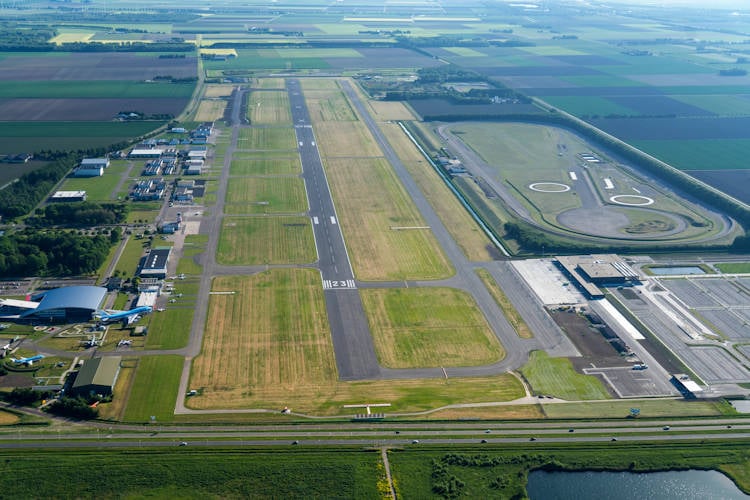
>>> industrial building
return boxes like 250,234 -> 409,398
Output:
129,148 -> 164,158
0,286 -> 106,323
139,247 -> 171,279
73,166 -> 103,177
70,356 -> 122,397
80,158 -> 110,169
50,191 -> 87,203
555,254 -> 640,299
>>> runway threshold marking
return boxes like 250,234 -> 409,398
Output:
323,279 -> 357,290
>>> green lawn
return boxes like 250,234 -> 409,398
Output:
217,216 -> 316,265
224,177 -> 308,214
520,351 -> 611,400
230,156 -> 301,176
237,127 -> 297,150
144,308 -> 192,350
123,355 -> 183,422
715,262 -> 750,273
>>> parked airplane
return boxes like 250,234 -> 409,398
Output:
94,305 -> 153,325
11,354 -> 45,366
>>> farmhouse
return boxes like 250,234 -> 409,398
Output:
71,356 -> 122,397
139,246 -> 172,279
50,191 -> 87,202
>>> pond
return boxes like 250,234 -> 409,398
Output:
649,266 -> 705,275
527,469 -> 748,500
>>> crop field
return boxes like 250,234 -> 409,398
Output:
247,91 -> 292,125
0,52 -> 197,81
224,177 -> 307,214
0,81 -> 194,99
361,288 -> 503,368
0,160 -> 45,189
0,121 -> 161,155
520,351 -> 611,400
123,355 -> 184,422
0,449 -> 381,498
202,49 -> 330,72
322,156 -> 452,280
216,216 -> 316,265
230,156 -> 301,176
237,127 -> 297,150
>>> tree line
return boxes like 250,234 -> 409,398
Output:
0,229 -> 116,277
28,202 -> 129,228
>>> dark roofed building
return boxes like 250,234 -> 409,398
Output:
139,247 -> 171,279
71,356 -> 122,397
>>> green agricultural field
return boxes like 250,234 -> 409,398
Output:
123,355 -> 183,422
0,449 -> 381,498
520,351 -> 611,400
230,156 -> 301,175
202,48 -> 330,72
237,127 -> 297,150
0,122 -> 162,155
542,96 -> 637,117
361,288 -> 503,368
0,81 -> 194,98
632,138 -> 750,171
224,177 -> 307,214
247,90 -> 292,125
217,216 -> 316,265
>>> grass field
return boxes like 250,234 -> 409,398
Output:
230,156 -> 301,176
123,355 -> 184,422
716,262 -> 750,274
145,308 -> 193,349
59,161 -> 132,201
247,91 -> 292,125
542,398 -> 731,419
476,269 -> 533,338
361,288 -> 503,368
203,84 -> 236,97
216,216 -> 316,265
520,351 -> 611,400
112,236 -> 148,278
323,156 -> 452,280
194,99 -> 227,122
237,127 -> 297,150
304,88 -> 358,122
224,177 -> 307,214
0,410 -> 20,425
381,122 -> 494,261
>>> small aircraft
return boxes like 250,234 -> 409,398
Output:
11,354 -> 45,366
94,306 -> 153,325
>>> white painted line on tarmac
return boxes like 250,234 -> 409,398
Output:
313,216 -> 319,224
330,216 -> 337,225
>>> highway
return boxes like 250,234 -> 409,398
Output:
287,79 -> 380,380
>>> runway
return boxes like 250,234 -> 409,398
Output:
287,79 -> 380,380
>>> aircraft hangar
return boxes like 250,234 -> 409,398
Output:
0,285 -> 107,323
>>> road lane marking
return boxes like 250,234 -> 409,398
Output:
313,216 -> 319,224
330,216 -> 337,225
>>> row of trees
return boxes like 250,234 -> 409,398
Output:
28,202 -> 129,228
0,230 -> 115,277
0,152 -> 77,219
